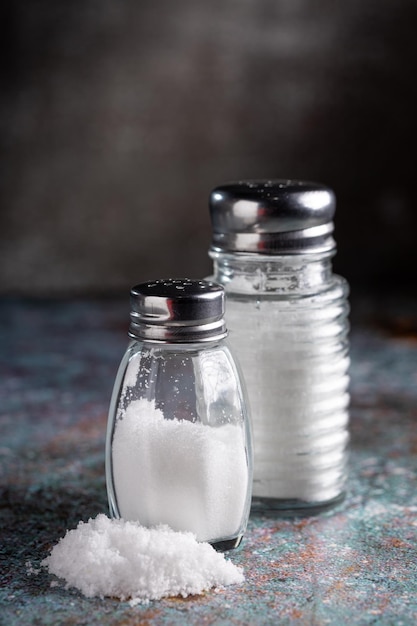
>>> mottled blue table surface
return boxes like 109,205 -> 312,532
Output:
1,295 -> 417,625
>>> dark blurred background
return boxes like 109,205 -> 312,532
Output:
1,0 -> 416,298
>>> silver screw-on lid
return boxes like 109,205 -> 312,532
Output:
128,279 -> 227,343
209,179 -> 336,254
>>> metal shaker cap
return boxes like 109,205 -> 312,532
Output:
129,279 -> 227,343
209,180 -> 336,254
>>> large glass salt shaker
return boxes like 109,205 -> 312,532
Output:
208,180 -> 350,514
106,278 -> 253,550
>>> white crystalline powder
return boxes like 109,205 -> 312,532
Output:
41,514 -> 244,604
112,399 -> 249,543
225,297 -> 350,501
123,355 -> 141,389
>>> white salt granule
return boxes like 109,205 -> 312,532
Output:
112,399 -> 249,543
41,514 -> 244,604
123,355 -> 141,389
25,560 -> 41,576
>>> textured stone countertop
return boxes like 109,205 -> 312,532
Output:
1,295 -> 417,625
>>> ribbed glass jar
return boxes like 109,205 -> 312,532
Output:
208,180 -> 350,515
210,252 -> 350,513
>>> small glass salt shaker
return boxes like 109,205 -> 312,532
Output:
208,180 -> 350,515
106,278 -> 253,550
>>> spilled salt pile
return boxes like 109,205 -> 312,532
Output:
41,514 -> 244,604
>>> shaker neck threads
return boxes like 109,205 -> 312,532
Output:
209,252 -> 335,296
128,278 -> 227,344
209,179 -> 336,256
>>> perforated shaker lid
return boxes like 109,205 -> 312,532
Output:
209,179 -> 336,254
129,278 -> 227,343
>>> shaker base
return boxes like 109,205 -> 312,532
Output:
250,492 -> 346,518
211,535 -> 243,552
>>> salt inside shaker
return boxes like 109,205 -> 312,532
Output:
105,278 -> 253,550
208,180 -> 350,514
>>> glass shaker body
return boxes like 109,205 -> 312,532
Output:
105,279 -> 252,550
210,252 -> 349,513
208,180 -> 350,514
